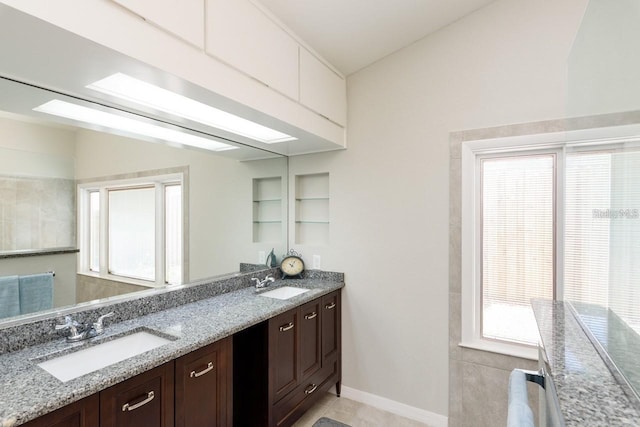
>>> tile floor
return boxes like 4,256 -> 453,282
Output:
292,393 -> 430,427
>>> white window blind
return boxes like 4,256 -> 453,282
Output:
481,155 -> 555,345
565,148 -> 640,335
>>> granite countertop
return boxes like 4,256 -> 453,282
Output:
0,278 -> 344,426
532,300 -> 640,426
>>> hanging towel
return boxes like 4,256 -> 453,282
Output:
507,369 -> 535,427
0,275 -> 20,319
19,273 -> 54,315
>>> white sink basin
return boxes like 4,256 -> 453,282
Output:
259,286 -> 309,300
37,330 -> 172,382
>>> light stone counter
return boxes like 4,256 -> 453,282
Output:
532,300 -> 640,426
0,274 -> 344,426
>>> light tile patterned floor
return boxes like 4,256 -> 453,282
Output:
292,393 -> 431,427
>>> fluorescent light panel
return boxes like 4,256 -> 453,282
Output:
33,100 -> 236,152
87,73 -> 297,144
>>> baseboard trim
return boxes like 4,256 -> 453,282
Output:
329,385 -> 448,427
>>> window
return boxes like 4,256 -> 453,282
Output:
480,154 -> 555,346
79,173 -> 183,286
461,129 -> 640,358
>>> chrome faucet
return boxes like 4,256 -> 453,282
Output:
252,274 -> 275,289
55,312 -> 114,342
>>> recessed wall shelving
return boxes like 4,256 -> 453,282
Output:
295,173 -> 329,245
253,177 -> 283,243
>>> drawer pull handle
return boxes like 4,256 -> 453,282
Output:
279,322 -> 294,332
122,391 -> 154,412
190,361 -> 214,378
305,383 -> 318,395
304,312 -> 317,320
325,302 -> 336,310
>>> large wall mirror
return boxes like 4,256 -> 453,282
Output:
0,6 -> 292,325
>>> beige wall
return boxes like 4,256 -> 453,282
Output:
289,0 -> 589,423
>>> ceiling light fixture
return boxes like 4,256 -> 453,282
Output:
33,100 -> 237,152
87,73 -> 297,144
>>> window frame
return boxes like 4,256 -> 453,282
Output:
460,124 -> 640,359
78,172 -> 184,288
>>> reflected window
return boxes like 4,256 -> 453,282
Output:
89,191 -> 100,272
79,173 -> 183,286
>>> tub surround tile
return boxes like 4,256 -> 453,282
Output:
0,274 -> 344,426
533,300 -> 640,426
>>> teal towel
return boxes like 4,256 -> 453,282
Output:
19,273 -> 54,314
0,275 -> 20,319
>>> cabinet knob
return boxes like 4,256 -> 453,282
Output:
325,302 -> 336,310
304,312 -> 317,320
279,322 -> 294,332
190,361 -> 215,378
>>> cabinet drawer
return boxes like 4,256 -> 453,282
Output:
100,361 -> 175,427
22,394 -> 99,427
272,361 -> 338,427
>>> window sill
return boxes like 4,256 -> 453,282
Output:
77,271 -> 163,289
459,339 -> 538,361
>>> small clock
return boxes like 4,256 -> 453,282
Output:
280,249 -> 305,279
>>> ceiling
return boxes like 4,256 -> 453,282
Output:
258,0 -> 497,76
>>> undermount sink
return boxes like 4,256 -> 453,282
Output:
37,329 -> 173,382
258,286 -> 309,300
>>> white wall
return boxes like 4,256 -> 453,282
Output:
289,0 -> 588,421
568,0 -> 640,117
0,114 -> 75,179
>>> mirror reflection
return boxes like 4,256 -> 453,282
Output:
0,80 -> 288,323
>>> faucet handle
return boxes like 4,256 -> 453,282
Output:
55,315 -> 79,331
93,312 -> 114,333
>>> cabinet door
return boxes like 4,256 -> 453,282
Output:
269,308 -> 299,402
111,0 -> 205,48
100,362 -> 175,427
22,394 -> 99,427
299,48 -> 347,126
299,299 -> 321,381
321,292 -> 340,364
206,0 -> 299,99
175,337 -> 233,427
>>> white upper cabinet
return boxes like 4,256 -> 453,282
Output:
111,0 -> 205,48
205,0 -> 299,100
299,48 -> 346,126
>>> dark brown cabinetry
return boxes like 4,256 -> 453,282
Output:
22,394 -> 99,427
175,337 -> 233,427
235,290 -> 341,427
27,336 -> 233,427
100,361 -> 175,427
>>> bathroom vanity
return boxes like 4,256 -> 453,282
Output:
532,300 -> 640,426
0,272 -> 344,427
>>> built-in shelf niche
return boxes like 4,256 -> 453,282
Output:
253,177 -> 283,243
295,173 -> 329,245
